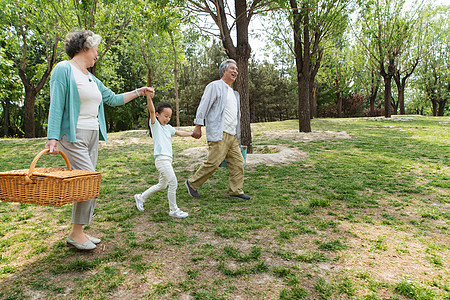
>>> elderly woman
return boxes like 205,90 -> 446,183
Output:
45,29 -> 154,250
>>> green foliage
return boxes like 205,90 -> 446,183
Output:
410,5 -> 449,116
0,0 -> 448,139
249,60 -> 297,122
178,41 -> 228,124
0,49 -> 23,137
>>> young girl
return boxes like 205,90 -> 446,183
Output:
134,90 -> 193,218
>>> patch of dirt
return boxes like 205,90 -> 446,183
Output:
371,115 -> 425,122
178,130 -> 350,170
100,133 -> 152,148
179,145 -> 307,171
261,130 -> 351,142
338,221 -> 440,284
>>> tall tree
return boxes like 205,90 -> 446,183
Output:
119,3 -> 187,131
392,8 -> 426,115
416,5 -> 449,116
357,0 -> 422,117
0,48 -> 22,137
0,0 -> 61,138
249,60 -> 296,122
184,0 -> 273,152
170,32 -> 181,127
288,0 -> 349,131
50,0 -> 137,75
318,38 -> 352,118
178,41 -> 228,124
0,0 -> 141,137
349,39 -> 382,116
393,57 -> 419,115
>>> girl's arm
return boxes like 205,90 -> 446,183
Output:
175,130 -> 194,137
145,89 -> 156,125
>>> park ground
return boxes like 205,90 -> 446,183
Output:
0,116 -> 449,299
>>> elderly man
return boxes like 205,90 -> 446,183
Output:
185,59 -> 251,200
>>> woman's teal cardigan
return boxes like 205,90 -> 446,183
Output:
47,61 -> 125,143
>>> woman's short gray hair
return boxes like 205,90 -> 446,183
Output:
64,29 -> 102,58
219,59 -> 237,78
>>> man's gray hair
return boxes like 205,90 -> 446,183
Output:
219,59 -> 237,78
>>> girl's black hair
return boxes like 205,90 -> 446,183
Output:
156,102 -> 172,113
147,102 -> 173,137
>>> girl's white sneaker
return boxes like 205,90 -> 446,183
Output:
169,208 -> 188,218
134,194 -> 144,211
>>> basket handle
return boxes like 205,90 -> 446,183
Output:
25,149 -> 72,183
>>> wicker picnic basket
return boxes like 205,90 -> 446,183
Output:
0,149 -> 101,207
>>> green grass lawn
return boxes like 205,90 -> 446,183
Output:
0,116 -> 449,299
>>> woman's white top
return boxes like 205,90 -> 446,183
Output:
71,64 -> 102,130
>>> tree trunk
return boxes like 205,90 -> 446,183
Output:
394,71 -> 407,115
236,54 -> 252,152
298,73 -> 311,131
397,85 -> 405,115
335,62 -> 342,118
339,91 -> 344,118
394,58 -> 419,115
309,79 -> 315,119
23,89 -> 37,138
145,67 -> 153,135
336,74 -> 342,118
382,74 -> 392,118
380,58 -> 395,118
291,0 -> 311,132
369,98 -> 375,116
311,85 -> 318,118
431,99 -> 438,116
369,91 -> 377,117
170,33 -> 180,127
368,73 -> 379,117
17,31 -> 58,138
250,97 -> 257,123
36,103 -> 42,137
438,100 -> 447,116
227,0 -> 253,152
19,70 -> 51,138
190,0 -> 254,151
391,94 -> 398,115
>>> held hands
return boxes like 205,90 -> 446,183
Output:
126,87 -> 155,104
192,125 -> 202,139
142,87 -> 155,98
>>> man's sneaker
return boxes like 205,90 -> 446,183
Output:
169,208 -> 189,218
134,194 -> 144,211
185,180 -> 200,198
230,194 -> 251,200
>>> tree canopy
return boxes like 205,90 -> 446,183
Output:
0,0 -> 448,138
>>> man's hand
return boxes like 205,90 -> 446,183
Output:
192,125 -> 202,139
